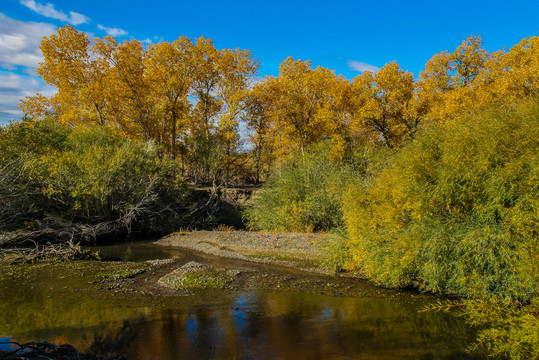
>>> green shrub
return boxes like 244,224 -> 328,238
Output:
343,101 -> 539,300
0,120 -> 70,230
244,143 -> 355,232
343,101 -> 539,358
0,119 -> 191,241
320,227 -> 353,272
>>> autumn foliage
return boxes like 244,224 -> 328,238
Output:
19,28 -> 539,186
20,26 -> 258,186
12,26 -> 539,358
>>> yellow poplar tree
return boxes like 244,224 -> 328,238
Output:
21,25 -> 107,126
215,48 -> 259,186
418,36 -> 491,122
145,37 -> 195,160
350,62 -> 419,148
244,84 -> 276,183
255,57 -> 341,162
478,36 -> 539,103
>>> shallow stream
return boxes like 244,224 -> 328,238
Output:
0,241 -> 489,359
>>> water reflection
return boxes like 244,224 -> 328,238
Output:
105,291 -> 484,360
4,290 -> 485,359
0,245 -> 489,359
89,241 -> 185,262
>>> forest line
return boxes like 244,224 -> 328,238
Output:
19,26 -> 539,186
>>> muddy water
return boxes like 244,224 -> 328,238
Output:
0,242 -> 488,359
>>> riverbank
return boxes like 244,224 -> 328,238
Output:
0,230 -> 405,301
89,236 -> 386,298
156,230 -> 339,274
0,231 -> 400,301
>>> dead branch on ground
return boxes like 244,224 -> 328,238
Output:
0,240 -> 100,264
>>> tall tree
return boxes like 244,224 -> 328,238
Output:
253,58 -> 340,160
418,36 -> 491,122
22,25 -> 108,127
477,36 -> 539,103
145,37 -> 195,160
350,62 -> 418,148
215,48 -> 258,187
244,82 -> 275,183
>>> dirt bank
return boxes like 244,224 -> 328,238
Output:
156,230 -> 339,274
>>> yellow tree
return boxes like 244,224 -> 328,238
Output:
244,82 -> 276,183
19,92 -> 54,120
215,48 -> 259,186
319,74 -> 356,160
145,37 -> 195,161
418,36 -> 491,122
190,37 -> 222,137
183,37 -> 223,183
185,38 -> 258,184
255,57 -> 340,162
20,26 -> 153,139
350,62 -> 419,148
106,39 -> 158,141
21,25 -> 109,127
477,36 -> 539,103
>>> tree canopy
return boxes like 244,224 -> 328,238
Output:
20,27 -> 539,185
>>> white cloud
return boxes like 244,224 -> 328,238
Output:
97,24 -> 127,37
347,60 -> 379,73
0,71 -> 39,90
140,38 -> 153,44
19,0 -> 90,25
0,70 -> 55,123
67,12 -> 90,26
0,13 -> 56,69
0,13 -> 58,123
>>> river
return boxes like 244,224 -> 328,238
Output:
0,241 -> 489,359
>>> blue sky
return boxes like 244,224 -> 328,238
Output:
1,0 -> 538,123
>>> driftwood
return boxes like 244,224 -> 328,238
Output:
0,217 -> 127,248
0,341 -> 125,359
0,240 -> 100,264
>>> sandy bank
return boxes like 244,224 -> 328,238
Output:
156,230 -> 339,274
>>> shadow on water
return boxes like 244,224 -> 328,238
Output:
0,242 -> 489,360
89,240 -> 186,262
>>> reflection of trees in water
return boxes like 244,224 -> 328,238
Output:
1,262 -> 484,360
2,288 -> 484,359
2,321 -> 136,359
87,320 -> 137,359
3,291 -> 477,359
119,292 -> 482,360
0,248 -> 487,359
0,325 -> 134,360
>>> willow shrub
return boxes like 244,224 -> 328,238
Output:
245,143 -> 356,232
343,101 -> 539,300
0,119 -> 191,240
343,101 -> 539,358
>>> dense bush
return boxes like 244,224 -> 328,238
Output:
342,101 -> 539,358
0,120 -> 191,243
244,143 -> 357,232
343,101 -> 539,299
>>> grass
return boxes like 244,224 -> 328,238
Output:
159,268 -> 234,290
98,262 -> 150,280
181,270 -> 232,289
